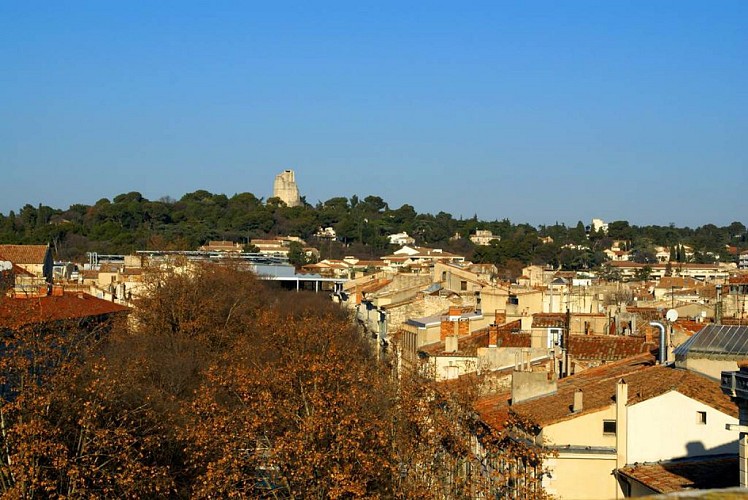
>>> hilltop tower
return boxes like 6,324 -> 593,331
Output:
272,169 -> 301,207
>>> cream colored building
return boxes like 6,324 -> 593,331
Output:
477,355 -> 738,499
0,244 -> 53,282
470,229 -> 499,246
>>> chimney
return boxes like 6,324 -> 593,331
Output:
573,389 -> 583,412
649,321 -> 667,364
616,379 -> 628,469
440,318 -> 452,342
458,318 -> 469,336
488,326 -> 498,347
445,335 -> 459,353
644,325 -> 654,344
494,310 -> 506,325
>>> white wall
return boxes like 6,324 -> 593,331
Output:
543,407 -> 618,449
627,390 -> 737,463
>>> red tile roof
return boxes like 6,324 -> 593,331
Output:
0,244 -> 49,265
477,352 -> 738,434
532,313 -> 566,328
729,275 -> 748,285
568,335 -> 657,361
358,279 -> 392,294
475,392 -> 512,431
672,320 -> 705,337
625,307 -> 662,320
510,358 -> 737,428
419,321 -> 528,357
0,293 -> 130,329
618,456 -> 737,493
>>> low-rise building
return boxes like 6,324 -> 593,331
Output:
470,229 -> 499,246
0,244 -> 53,282
387,232 -> 415,246
476,354 -> 738,499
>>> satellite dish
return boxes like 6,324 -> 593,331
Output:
666,309 -> 679,322
0,261 -> 12,272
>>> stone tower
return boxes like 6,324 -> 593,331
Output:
272,169 -> 301,207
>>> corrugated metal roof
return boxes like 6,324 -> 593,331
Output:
673,325 -> 748,358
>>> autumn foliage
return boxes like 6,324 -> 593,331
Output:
0,263 -> 550,498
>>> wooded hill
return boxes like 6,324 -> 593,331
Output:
1,191 -> 745,272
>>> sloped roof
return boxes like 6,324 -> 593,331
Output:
510,358 -> 737,428
729,275 -> 748,285
419,321 -> 527,357
617,455 -> 737,494
358,279 -> 393,294
475,392 -> 512,431
532,313 -> 566,328
656,277 -> 701,289
673,325 -> 748,359
9,263 -> 35,277
0,244 -> 49,265
568,335 -> 657,361
671,320 -> 705,337
0,293 -> 130,329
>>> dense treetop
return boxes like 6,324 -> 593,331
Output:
1,191 -> 745,271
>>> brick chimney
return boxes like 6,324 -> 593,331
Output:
458,318 -> 469,335
488,326 -> 498,347
494,310 -> 506,325
440,318 -> 456,342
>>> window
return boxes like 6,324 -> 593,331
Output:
697,411 -> 707,425
460,280 -> 467,291
603,420 -> 617,435
549,328 -> 562,348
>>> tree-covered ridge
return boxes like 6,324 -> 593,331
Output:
0,191 -> 745,269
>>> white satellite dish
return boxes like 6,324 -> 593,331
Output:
666,309 -> 679,322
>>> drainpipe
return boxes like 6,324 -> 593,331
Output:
649,321 -> 666,364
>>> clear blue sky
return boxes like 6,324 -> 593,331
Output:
1,1 -> 746,227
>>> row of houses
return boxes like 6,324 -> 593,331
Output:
330,244 -> 748,497
4,241 -> 748,497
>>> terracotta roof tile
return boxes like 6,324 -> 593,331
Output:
568,335 -> 657,361
532,313 -> 566,328
729,275 -> 748,285
0,292 -> 130,329
672,320 -> 704,337
419,321 -> 528,357
477,352 -> 739,434
474,392 -> 512,431
618,456 -> 737,493
0,244 -> 49,265
511,359 -> 737,428
358,279 -> 392,294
